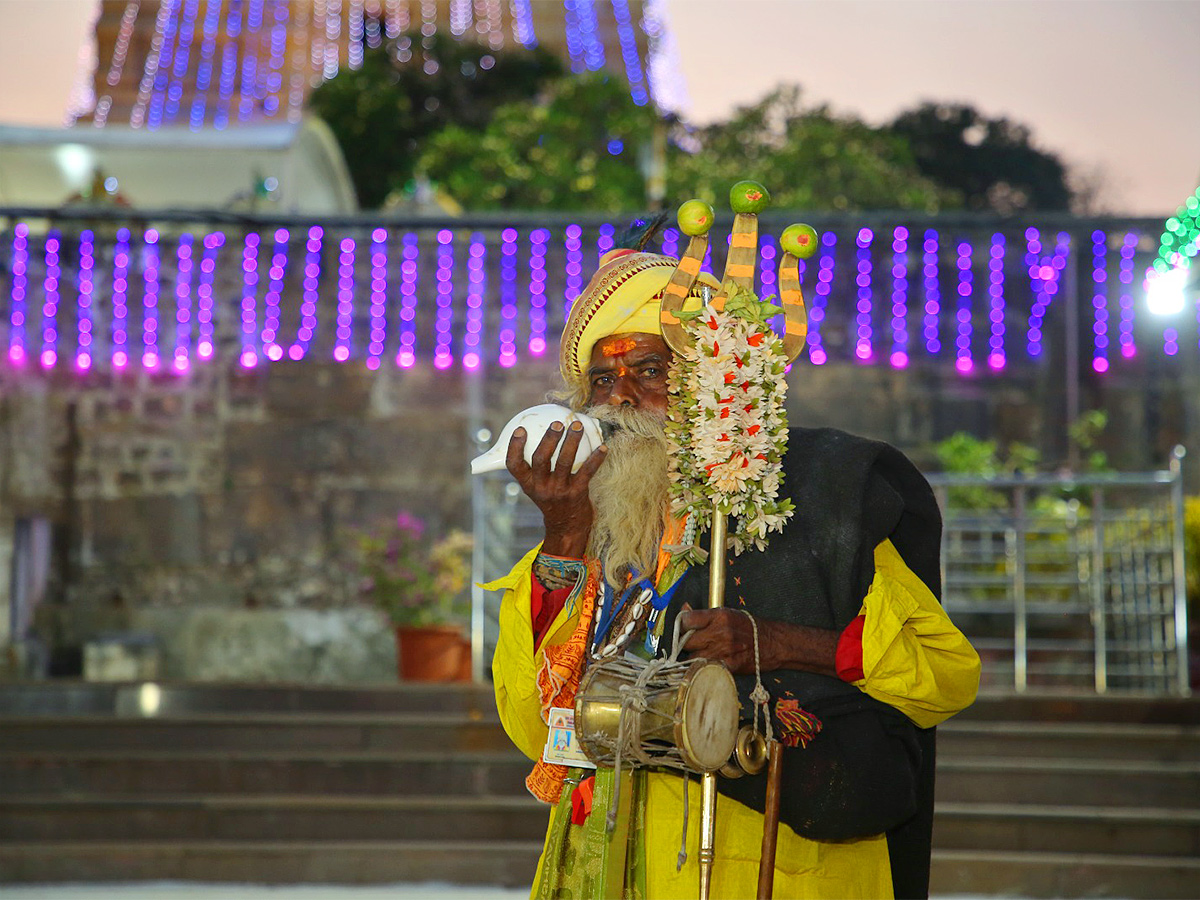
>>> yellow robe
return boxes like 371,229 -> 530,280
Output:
490,540 -> 981,899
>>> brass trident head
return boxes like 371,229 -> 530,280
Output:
658,181 -> 819,364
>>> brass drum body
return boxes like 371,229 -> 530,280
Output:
574,657 -> 739,773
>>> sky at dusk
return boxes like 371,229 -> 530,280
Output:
0,0 -> 1196,216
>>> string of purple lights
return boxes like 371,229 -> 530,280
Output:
2,222 -> 1195,376
890,227 -> 909,369
174,233 -> 193,371
987,235 -> 1006,371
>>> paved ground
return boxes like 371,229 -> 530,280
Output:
0,887 -> 1004,900
0,887 -> 531,900
16,887 -> 1040,900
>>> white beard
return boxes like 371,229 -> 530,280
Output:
585,405 -> 671,588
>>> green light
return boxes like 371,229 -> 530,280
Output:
1152,186 -> 1200,275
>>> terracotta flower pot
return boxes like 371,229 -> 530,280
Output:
395,624 -> 471,682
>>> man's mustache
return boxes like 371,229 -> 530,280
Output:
585,405 -> 668,440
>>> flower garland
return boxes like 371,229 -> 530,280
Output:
666,283 -> 795,564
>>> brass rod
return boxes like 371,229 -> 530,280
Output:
698,508 -> 728,899
699,771 -> 718,899
707,510 -> 728,612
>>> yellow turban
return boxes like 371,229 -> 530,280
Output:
559,249 -> 718,385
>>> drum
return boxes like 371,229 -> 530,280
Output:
574,656 -> 740,774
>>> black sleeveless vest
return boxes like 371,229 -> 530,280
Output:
660,427 -> 943,899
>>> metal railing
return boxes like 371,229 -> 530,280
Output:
928,447 -> 1189,695
472,448 -> 1191,695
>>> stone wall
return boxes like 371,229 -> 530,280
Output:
1,350 -> 1197,680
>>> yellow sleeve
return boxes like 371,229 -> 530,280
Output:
851,538 -> 981,729
484,544 -> 582,761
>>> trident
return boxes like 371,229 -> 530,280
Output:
658,183 -> 816,900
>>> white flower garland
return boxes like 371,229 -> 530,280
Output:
666,284 -> 795,563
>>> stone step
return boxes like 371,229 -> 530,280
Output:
930,848 -> 1200,900
0,714 -> 513,753
3,683 -> 1196,726
937,720 -> 1200,762
4,749 -> 1194,810
0,794 -> 551,843
6,713 -> 1194,761
0,840 -> 543,886
2,839 -> 1197,898
958,693 -> 1200,726
933,802 -> 1200,857
0,750 -> 532,797
4,790 -> 1194,859
935,757 -> 1200,809
0,682 -> 501,718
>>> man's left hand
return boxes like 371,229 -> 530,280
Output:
677,607 -> 758,674
677,606 -> 840,678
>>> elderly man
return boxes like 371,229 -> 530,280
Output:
489,245 -> 980,899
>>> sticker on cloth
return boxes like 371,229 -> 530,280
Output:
543,706 -> 597,769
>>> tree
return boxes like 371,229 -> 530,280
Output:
665,86 -> 958,213
886,102 -> 1072,213
418,72 -> 658,212
308,33 -> 563,208
422,82 -> 957,214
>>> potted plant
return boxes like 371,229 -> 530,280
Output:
350,511 -> 473,682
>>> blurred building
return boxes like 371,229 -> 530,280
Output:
0,119 -> 355,213
68,0 -> 674,131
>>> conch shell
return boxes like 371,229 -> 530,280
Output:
470,404 -> 605,475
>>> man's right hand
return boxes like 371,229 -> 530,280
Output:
506,421 -> 608,559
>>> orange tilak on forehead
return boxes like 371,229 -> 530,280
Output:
598,336 -> 639,357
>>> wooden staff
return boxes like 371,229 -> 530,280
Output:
757,739 -> 785,899
697,509 -> 729,899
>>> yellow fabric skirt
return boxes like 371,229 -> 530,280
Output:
532,769 -> 893,900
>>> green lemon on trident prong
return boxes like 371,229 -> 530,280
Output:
729,180 -> 770,214
677,199 -> 715,236
780,223 -> 820,259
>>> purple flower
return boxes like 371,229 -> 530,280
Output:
395,511 -> 425,538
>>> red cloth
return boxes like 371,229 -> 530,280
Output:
531,575 -> 574,650
570,775 -> 595,825
835,614 -> 866,682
